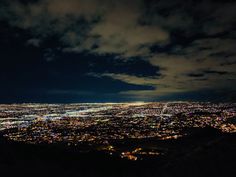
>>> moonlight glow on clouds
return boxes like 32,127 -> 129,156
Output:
0,0 -> 236,102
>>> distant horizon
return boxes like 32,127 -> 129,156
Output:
0,100 -> 235,104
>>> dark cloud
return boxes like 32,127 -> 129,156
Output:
187,73 -> 205,78
187,70 -> 229,79
204,70 -> 229,75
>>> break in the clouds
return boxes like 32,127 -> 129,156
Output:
0,0 -> 236,102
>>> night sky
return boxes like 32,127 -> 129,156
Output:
0,0 -> 236,103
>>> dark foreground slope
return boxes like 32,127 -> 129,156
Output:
0,128 -> 235,177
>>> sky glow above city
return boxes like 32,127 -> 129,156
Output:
0,0 -> 236,103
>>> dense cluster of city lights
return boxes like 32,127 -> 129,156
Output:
0,102 -> 235,160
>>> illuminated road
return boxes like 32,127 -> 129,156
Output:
161,103 -> 169,116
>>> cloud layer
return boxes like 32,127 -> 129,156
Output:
0,0 -> 236,101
